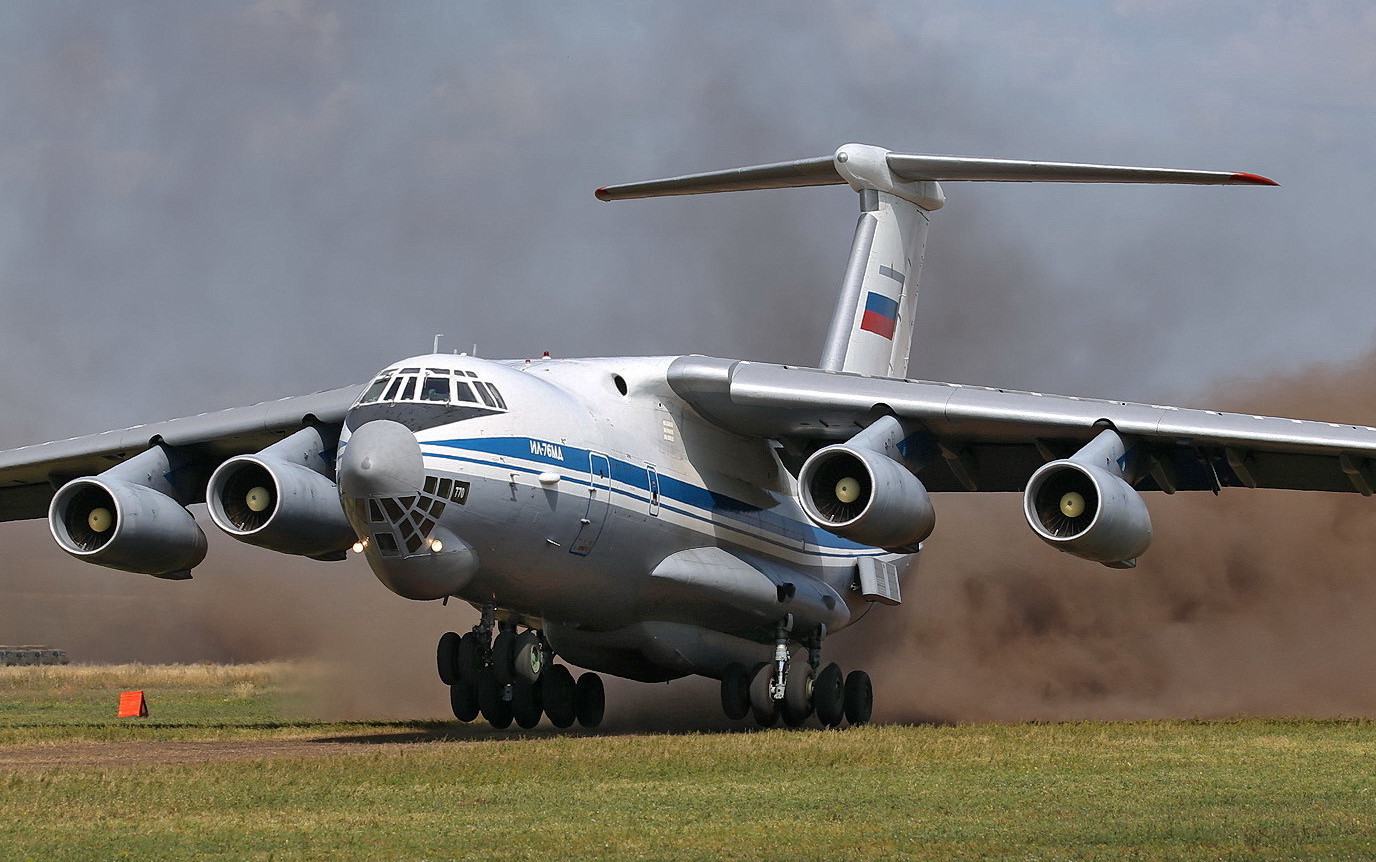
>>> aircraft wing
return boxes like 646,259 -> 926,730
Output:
668,357 -> 1376,495
0,385 -> 361,521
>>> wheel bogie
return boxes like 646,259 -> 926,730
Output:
720,662 -> 751,721
436,631 -> 460,686
748,663 -> 778,726
477,669 -> 512,729
814,662 -> 845,728
490,631 -> 517,684
541,665 -> 577,728
843,670 -> 873,726
511,679 -> 544,729
513,631 -> 545,684
449,681 -> 479,722
574,672 -> 605,728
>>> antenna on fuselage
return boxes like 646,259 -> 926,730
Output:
433,334 -> 444,354
596,144 -> 1276,380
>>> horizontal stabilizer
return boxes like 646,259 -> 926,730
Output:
596,145 -> 1277,200
596,156 -> 840,200
885,153 -> 1278,185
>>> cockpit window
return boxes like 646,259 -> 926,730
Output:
353,366 -> 508,415
452,381 -> 478,404
359,374 -> 392,404
420,373 -> 450,403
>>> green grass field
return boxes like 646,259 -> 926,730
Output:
1,664 -> 1373,861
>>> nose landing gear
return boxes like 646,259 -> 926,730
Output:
724,618 -> 872,729
437,606 -> 604,730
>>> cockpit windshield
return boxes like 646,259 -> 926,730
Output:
354,366 -> 508,412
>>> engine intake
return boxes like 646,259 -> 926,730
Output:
799,444 -> 934,552
207,427 -> 354,559
49,477 -> 207,578
1024,460 -> 1151,564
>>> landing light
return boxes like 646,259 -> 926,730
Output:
351,541 -> 366,554
430,538 -> 444,553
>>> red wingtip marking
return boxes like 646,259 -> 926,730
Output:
1232,172 -> 1279,186
595,187 -> 613,201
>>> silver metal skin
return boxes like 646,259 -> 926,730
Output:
0,142 -> 1331,721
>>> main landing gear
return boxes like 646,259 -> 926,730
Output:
720,617 -> 873,729
437,607 -> 603,730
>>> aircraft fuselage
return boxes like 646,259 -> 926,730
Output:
336,353 -> 897,681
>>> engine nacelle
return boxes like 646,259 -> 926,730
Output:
49,477 -> 207,578
799,444 -> 935,552
1023,460 -> 1152,563
207,455 -> 354,558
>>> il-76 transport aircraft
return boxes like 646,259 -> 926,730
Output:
1,143 -> 1362,730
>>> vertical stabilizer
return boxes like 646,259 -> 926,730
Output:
818,145 -> 943,379
595,143 -> 1275,380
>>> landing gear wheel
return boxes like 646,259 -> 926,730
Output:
490,631 -> 517,684
457,631 -> 484,682
843,670 -> 873,727
814,663 -> 845,728
513,631 -> 545,684
477,669 -> 512,729
436,631 -> 460,685
541,665 -> 577,728
720,663 -> 751,721
574,672 -> 605,728
511,680 -> 544,729
449,682 -> 479,722
783,662 -> 815,726
749,663 -> 778,727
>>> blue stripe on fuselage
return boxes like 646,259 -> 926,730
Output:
421,436 -> 878,555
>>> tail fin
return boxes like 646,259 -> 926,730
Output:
597,144 -> 1276,379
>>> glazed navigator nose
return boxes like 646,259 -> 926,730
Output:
337,420 -> 424,499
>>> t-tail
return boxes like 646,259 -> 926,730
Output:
597,144 -> 1276,380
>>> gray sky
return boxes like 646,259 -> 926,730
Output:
2,1 -> 1376,719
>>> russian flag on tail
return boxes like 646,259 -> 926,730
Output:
859,291 -> 899,339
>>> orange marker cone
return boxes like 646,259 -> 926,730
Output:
117,690 -> 148,718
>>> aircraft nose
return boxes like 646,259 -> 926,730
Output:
337,419 -> 424,499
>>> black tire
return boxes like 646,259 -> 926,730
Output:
490,631 -> 517,684
541,665 -> 577,728
720,662 -> 751,720
574,672 -> 605,728
436,631 -> 460,685
843,670 -> 873,727
783,662 -> 815,724
478,669 -> 512,729
511,679 -> 544,729
449,681 -> 479,722
457,631 -> 485,682
513,630 -> 545,684
749,663 -> 778,727
814,663 -> 845,728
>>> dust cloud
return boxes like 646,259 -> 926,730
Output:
834,347 -> 1376,723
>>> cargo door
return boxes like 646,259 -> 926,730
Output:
570,452 -> 612,556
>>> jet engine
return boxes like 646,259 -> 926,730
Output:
799,443 -> 935,552
49,476 -> 207,578
1023,445 -> 1152,565
206,426 -> 354,559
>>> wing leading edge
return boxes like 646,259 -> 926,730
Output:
667,356 -> 1376,495
0,384 -> 361,520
